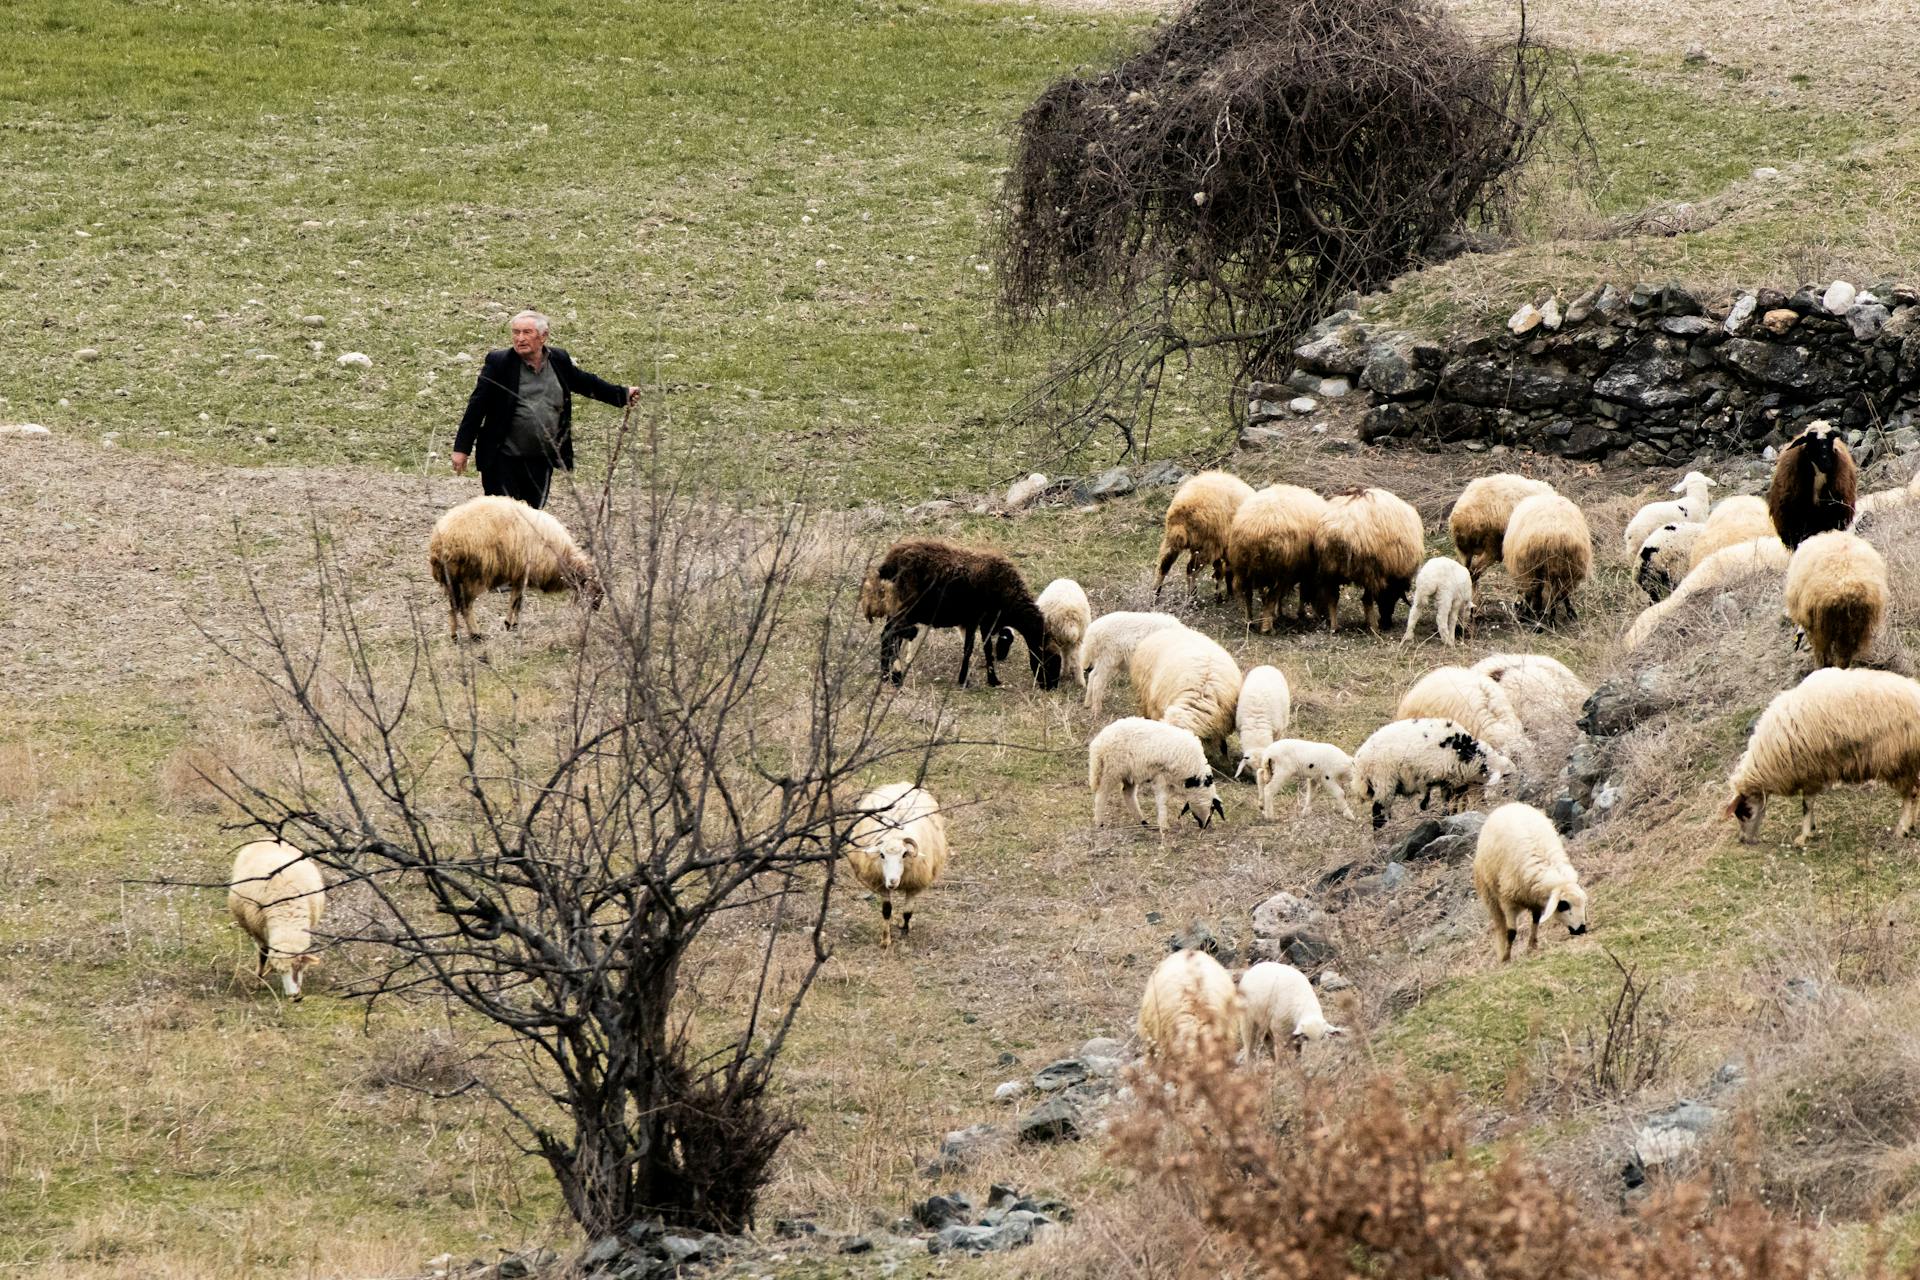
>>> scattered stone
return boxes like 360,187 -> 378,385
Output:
1822,280 -> 1858,315
658,1236 -> 703,1266
1032,1058 -> 1089,1092
336,351 -> 374,369
1018,1091 -> 1088,1144
1723,293 -> 1757,335
921,1123 -> 1005,1176
0,423 -> 50,438
1318,376 -> 1352,398
913,1193 -> 977,1230
929,1214 -> 1047,1255
301,314 -> 326,327
1080,1036 -> 1128,1063
1135,459 -> 1188,489
1239,426 -> 1286,450
1657,315 -> 1716,339
1347,862 -> 1409,897
1249,397 -> 1289,423
584,1237 -> 625,1267
904,498 -> 960,521
1579,672 -> 1678,736
1293,324 -> 1374,376
773,1219 -> 817,1239
1288,395 -> 1318,415
1166,921 -> 1233,960
1075,467 -> 1135,503
1318,969 -> 1353,992
1005,473 -> 1048,510
1683,43 -> 1708,63
994,1080 -> 1029,1104
1753,166 -> 1780,180
1847,302 -> 1890,340
1539,296 -> 1563,331
840,1236 -> 874,1254
1622,1100 -> 1721,1189
1387,820 -> 1445,863
1507,303 -> 1544,336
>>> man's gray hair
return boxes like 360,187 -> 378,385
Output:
510,309 -> 551,336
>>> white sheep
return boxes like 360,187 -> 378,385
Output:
1253,740 -> 1357,820
1690,494 -> 1774,569
228,840 -> 327,999
1154,470 -> 1255,601
1634,521 -> 1704,602
1239,961 -> 1344,1058
1449,473 -> 1555,581
1784,530 -> 1887,669
1472,802 -> 1590,963
1350,717 -> 1514,831
1624,535 -> 1790,650
1138,949 -> 1242,1059
1233,665 -> 1292,777
1503,493 -> 1592,627
1623,470 -> 1715,553
1396,665 -> 1528,756
1089,716 -> 1224,833
1080,611 -> 1184,712
1129,626 -> 1244,768
1469,653 -> 1591,739
846,782 -> 951,949
1403,557 -> 1475,646
1035,577 -> 1093,689
427,495 -> 602,640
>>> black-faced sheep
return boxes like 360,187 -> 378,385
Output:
1089,716 -> 1225,833
1472,802 -> 1589,963
1239,961 -> 1344,1058
1448,474 -> 1554,582
1690,494 -> 1774,569
228,840 -> 327,999
1404,557 -> 1474,646
1623,470 -> 1715,554
427,495 -> 602,641
870,539 -> 1052,689
1311,487 -> 1424,634
1224,483 -> 1327,632
1080,611 -> 1184,712
1635,521 -> 1703,602
1503,493 -> 1592,627
1137,948 -> 1242,1059
1129,626 -> 1244,769
1035,578 -> 1092,690
1349,718 -> 1514,830
1784,531 -> 1887,670
1768,419 -> 1858,550
846,782 -> 951,948
1724,667 -> 1920,846
1154,470 -> 1255,601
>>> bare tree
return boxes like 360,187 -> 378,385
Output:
210,446 -> 942,1237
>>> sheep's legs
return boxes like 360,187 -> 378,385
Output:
955,625 -> 976,687
1084,665 -> 1107,711
505,584 -> 525,630
1524,906 -> 1542,954
880,619 -> 913,685
1153,781 -> 1169,835
1794,798 -> 1816,847
981,622 -> 1001,687
1152,545 -> 1179,599
1325,780 -> 1356,820
1899,788 -> 1920,838
880,897 -> 894,949
901,910 -> 914,940
1127,782 -> 1149,825
256,943 -> 271,978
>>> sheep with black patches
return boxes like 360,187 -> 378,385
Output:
1724,667 -> 1920,847
1472,802 -> 1590,963
1349,718 -> 1514,831
1397,666 -> 1527,756
1311,487 -> 1424,634
1239,961 -> 1345,1059
1448,474 -> 1555,582
1404,557 -> 1475,646
1784,531 -> 1887,670
1470,653 -> 1591,739
1503,493 -> 1592,627
1225,483 -> 1328,632
870,539 -> 1052,689
1138,948 -> 1243,1059
1623,470 -> 1715,553
1635,521 -> 1703,602
1255,740 -> 1357,820
1129,626 -> 1244,769
1154,470 -> 1255,601
846,782 -> 951,949
428,495 -> 602,641
1035,577 -> 1092,690
228,840 -> 328,999
1690,494 -> 1774,569
1769,420 -> 1858,550
1080,611 -> 1184,712
1624,536 -> 1790,650
1233,665 -> 1292,778
1089,716 -> 1225,833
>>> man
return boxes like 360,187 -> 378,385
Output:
451,310 -> 641,509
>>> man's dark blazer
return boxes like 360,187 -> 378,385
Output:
453,347 -> 627,473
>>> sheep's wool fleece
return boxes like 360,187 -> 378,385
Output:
1731,668 -> 1920,799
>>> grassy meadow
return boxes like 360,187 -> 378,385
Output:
10,0 -> 1920,1276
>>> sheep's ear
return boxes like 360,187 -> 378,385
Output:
1540,889 -> 1564,921
1326,1024 -> 1348,1038
1185,775 -> 1206,788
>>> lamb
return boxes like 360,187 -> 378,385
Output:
1690,494 -> 1774,569
1623,470 -> 1715,553
1502,493 -> 1592,627
1224,483 -> 1328,632
1623,536 -> 1790,650
1154,470 -> 1256,601
1784,531 -> 1887,670
1349,717 -> 1514,831
1469,654 -> 1591,738
1137,948 -> 1242,1059
427,495 -> 603,641
870,539 -> 1052,689
1311,487 -> 1424,633
1635,521 -> 1703,602
1035,577 -> 1092,690
1088,716 -> 1225,833
1129,626 -> 1244,769
1254,740 -> 1357,820
1723,667 -> 1920,846
1080,611 -> 1185,712
228,840 -> 327,999
1448,474 -> 1555,582
1403,556 -> 1475,646
1397,665 -> 1527,756
1239,961 -> 1345,1058
1472,802 -> 1590,963
1233,665 -> 1292,777
845,782 -> 951,949
1768,419 -> 1858,550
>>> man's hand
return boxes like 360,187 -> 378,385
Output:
451,451 -> 469,476
626,386 -> 642,405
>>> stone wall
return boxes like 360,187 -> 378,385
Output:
1258,280 -> 1920,465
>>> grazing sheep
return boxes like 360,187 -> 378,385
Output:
1154,470 -> 1256,601
1089,716 -> 1225,833
1239,962 -> 1345,1058
1624,536 -> 1790,650
860,571 -> 920,680
1233,666 -> 1293,777
1404,557 -> 1475,646
1080,611 -> 1185,712
846,782 -> 951,949
1769,420 -> 1858,550
1397,666 -> 1527,756
1138,949 -> 1243,1059
228,840 -> 327,999
1129,626 -> 1244,769
1503,493 -> 1592,627
1349,717 -> 1514,831
1035,578 -> 1092,690
1311,487 -> 1424,634
1724,667 -> 1920,846
1448,474 -> 1555,582
871,539 -> 1051,689
1690,494 -> 1774,569
1784,531 -> 1887,670
1623,470 -> 1715,553
427,495 -> 602,641
1472,803 -> 1590,963
1853,469 -> 1920,524
1635,521 -> 1704,602
1255,740 -> 1358,820
1225,483 -> 1328,632
1469,654 -> 1591,738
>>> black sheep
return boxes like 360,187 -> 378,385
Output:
1768,420 -> 1858,550
869,539 -> 1053,689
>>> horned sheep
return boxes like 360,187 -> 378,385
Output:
1503,493 -> 1592,627
846,782 -> 951,949
1080,611 -> 1184,712
1784,531 -> 1887,670
1035,577 -> 1092,690
1472,802 -> 1590,963
1239,961 -> 1345,1058
228,840 -> 328,999
1311,487 -> 1424,634
1404,556 -> 1475,646
1253,740 -> 1357,820
1623,470 -> 1715,554
1233,665 -> 1293,777
1448,474 -> 1555,582
869,539 -> 1051,689
1397,666 -> 1528,756
1129,626 -> 1244,769
1154,470 -> 1255,601
1225,483 -> 1328,632
1349,718 -> 1514,830
1137,949 -> 1242,1059
1088,717 -> 1225,833
427,495 -> 602,641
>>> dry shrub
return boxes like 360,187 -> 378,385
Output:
1534,950 -> 1676,1108
363,1028 -> 478,1095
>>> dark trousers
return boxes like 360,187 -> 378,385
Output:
481,457 -> 553,509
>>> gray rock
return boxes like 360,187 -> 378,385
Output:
1080,1036 -> 1127,1062
1318,376 -> 1352,398
1135,459 -> 1188,489
1718,338 -> 1820,390
774,1218 -> 817,1238
1508,303 -> 1544,336
1288,395 -> 1319,415
1250,892 -> 1333,957
1848,302 -> 1890,340
994,1079 -> 1029,1104
988,1182 -> 1022,1210
922,1123 -> 1005,1176
840,1236 -> 874,1254
913,1193 -> 977,1230
1723,294 -> 1757,335
1623,1100 -> 1721,1188
657,1236 -> 703,1265
1823,280 -> 1858,314
1317,969 -> 1353,992
585,1237 -> 626,1267
75,347 -> 101,362
1387,819 -> 1445,862
1249,399 -> 1289,423
1076,468 -> 1135,502
1293,324 -> 1374,376
1239,425 -> 1287,450
1580,673 -> 1677,736
1032,1058 -> 1089,1092
1348,862 -> 1410,896
929,1213 -> 1047,1255
1167,921 -> 1234,961
1683,42 -> 1708,63
1018,1091 -> 1088,1143
1440,357 -> 1589,409
1005,473 -> 1049,510
904,499 -> 960,521
1658,315 -> 1717,339
1592,354 -> 1702,409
